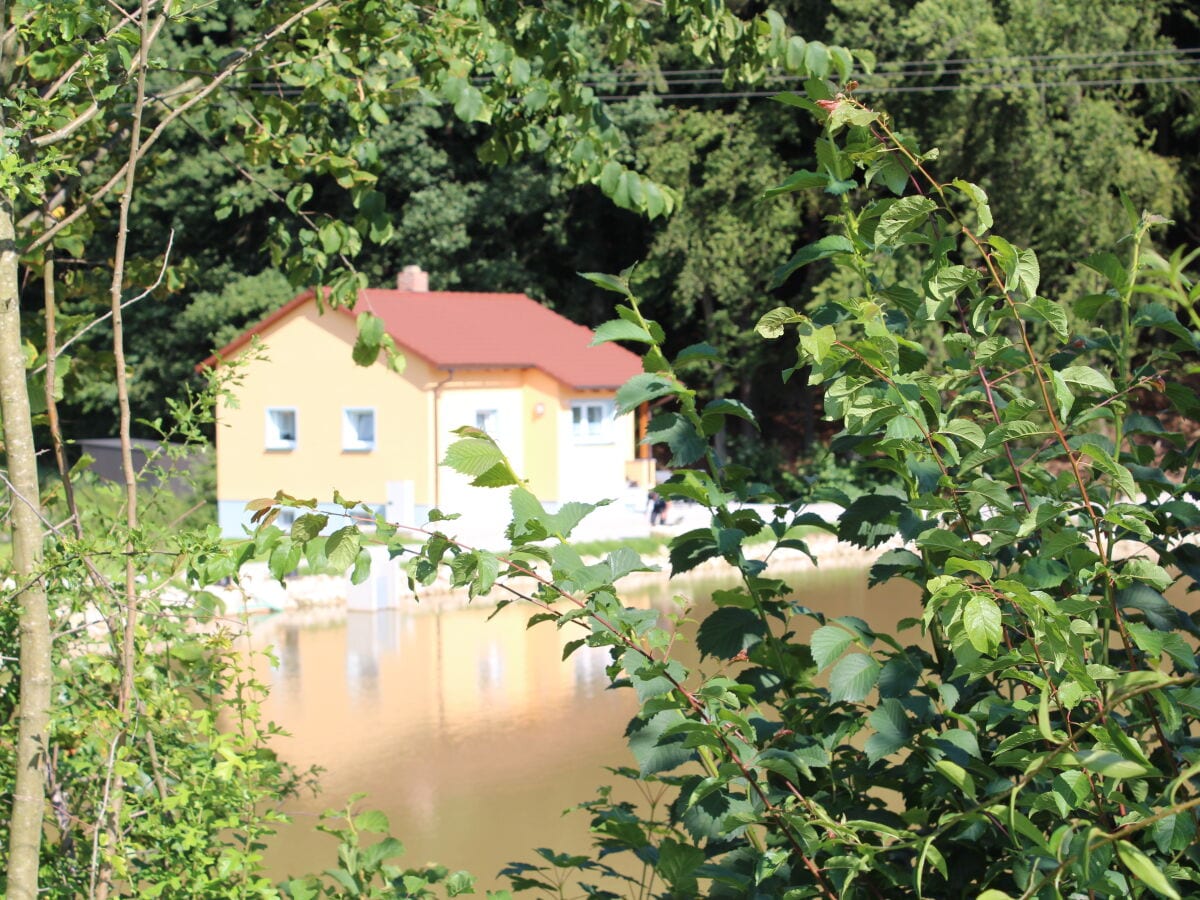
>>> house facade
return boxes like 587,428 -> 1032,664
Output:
203,266 -> 648,538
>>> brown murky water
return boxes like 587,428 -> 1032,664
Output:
255,564 -> 921,889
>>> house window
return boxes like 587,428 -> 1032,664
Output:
475,409 -> 499,434
342,408 -> 376,452
571,400 -> 612,443
265,408 -> 297,451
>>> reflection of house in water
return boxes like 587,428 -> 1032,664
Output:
263,602 -> 619,756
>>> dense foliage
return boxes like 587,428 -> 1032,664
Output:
257,89 -> 1200,896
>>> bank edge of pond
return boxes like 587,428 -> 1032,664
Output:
211,531 -> 899,619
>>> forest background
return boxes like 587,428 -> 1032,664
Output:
43,0 -> 1200,483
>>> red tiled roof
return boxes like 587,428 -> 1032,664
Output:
201,287 -> 643,390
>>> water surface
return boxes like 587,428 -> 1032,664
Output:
257,564 -> 921,889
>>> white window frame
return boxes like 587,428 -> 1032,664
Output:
342,407 -> 376,452
571,400 -> 614,444
265,407 -> 298,451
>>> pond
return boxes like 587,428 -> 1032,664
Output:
253,562 -> 921,890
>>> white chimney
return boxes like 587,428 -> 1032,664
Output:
396,264 -> 429,292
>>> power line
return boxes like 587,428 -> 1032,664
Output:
594,73 -> 1200,103
578,54 -> 1200,91
584,47 -> 1200,82
147,47 -> 1200,105
873,45 -> 1200,71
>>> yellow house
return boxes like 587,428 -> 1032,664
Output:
202,266 -> 649,538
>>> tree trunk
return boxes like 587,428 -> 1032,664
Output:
0,174 -> 51,900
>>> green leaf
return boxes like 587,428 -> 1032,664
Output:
1058,365 -> 1116,395
933,759 -> 976,799
1077,442 -> 1137,499
962,595 -> 1002,653
1083,251 -> 1130,293
325,526 -> 362,572
771,236 -> 855,288
471,461 -> 520,488
352,312 -> 386,366
615,372 -> 679,415
626,711 -> 693,776
696,608 -> 766,660
591,319 -> 653,345
983,420 -> 1053,449
827,652 -> 880,704
942,418 -> 985,450
1009,247 -> 1041,298
1020,297 -> 1069,341
442,437 -> 504,477
949,178 -> 993,233
1117,583 -> 1176,631
291,513 -> 328,544
756,306 -> 804,339
644,412 -> 706,466
350,547 -> 373,585
810,624 -> 854,672
674,342 -> 719,364
1070,748 -> 1155,780
286,182 -> 313,213
1116,841 -> 1181,899
865,699 -> 909,763
763,169 -> 827,198
875,196 -> 937,247
353,809 -> 390,833
581,270 -> 629,296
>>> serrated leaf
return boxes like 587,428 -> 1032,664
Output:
350,547 -> 373,585
1058,365 -> 1116,395
865,699 -> 909,763
1077,442 -> 1137,499
591,319 -> 653,345
756,306 -> 804,339
674,342 -> 719,364
827,652 -> 880,704
325,526 -> 361,572
810,624 -> 855,672
949,178 -> 993,233
441,437 -> 504,477
1021,296 -> 1068,341
933,759 -> 976,798
291,513 -> 328,543
984,420 -> 1053,449
1116,841 -> 1179,900
696,608 -> 766,660
352,312 -> 386,366
615,372 -> 679,415
963,595 -> 1002,653
1083,251 -> 1130,293
942,418 -> 985,449
644,412 -> 706,466
626,711 -> 693,776
875,196 -> 937,247
353,809 -> 389,833
771,236 -> 855,288
581,270 -> 629,295
763,169 -> 827,198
